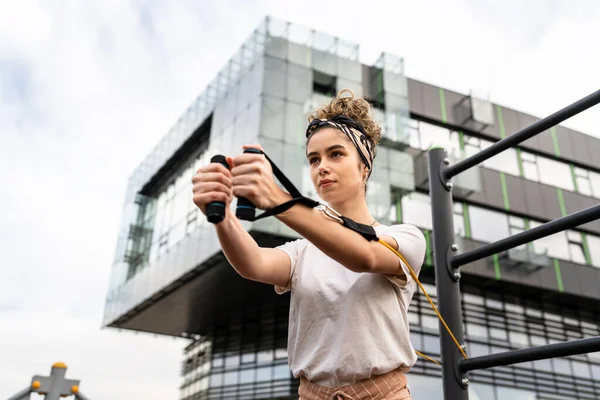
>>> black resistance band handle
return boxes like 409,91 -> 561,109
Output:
206,154 -> 229,224
236,148 -> 263,221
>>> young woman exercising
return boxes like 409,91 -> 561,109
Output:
192,89 -> 426,399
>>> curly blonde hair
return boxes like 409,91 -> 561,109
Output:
308,88 -> 382,158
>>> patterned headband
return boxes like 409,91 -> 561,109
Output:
306,115 -> 374,175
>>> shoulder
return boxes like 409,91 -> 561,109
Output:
376,223 -> 425,241
376,223 -> 427,266
275,238 -> 310,256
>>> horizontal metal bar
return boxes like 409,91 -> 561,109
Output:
445,89 -> 600,178
452,204 -> 600,268
459,336 -> 600,373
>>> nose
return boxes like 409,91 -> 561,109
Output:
318,161 -> 331,175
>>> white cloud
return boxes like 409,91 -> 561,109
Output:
1,0 -> 599,398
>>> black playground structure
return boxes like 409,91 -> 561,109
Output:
429,89 -> 600,399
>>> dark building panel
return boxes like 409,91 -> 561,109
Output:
504,173 -> 528,214
555,125 -> 575,161
479,169 -> 505,209
559,261 -> 582,294
540,185 -> 563,221
570,129 -> 594,166
536,129 -> 556,156
583,133 -> 600,170
577,265 -> 600,299
441,88 -> 463,126
517,112 -> 542,151
498,106 -> 520,138
523,182 -> 547,220
407,78 -> 425,116
579,196 -> 600,234
537,265 -> 560,292
420,81 -> 443,123
562,190 -> 583,216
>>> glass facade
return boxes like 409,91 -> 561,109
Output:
397,192 -> 600,269
102,15 -> 600,400
179,282 -> 600,399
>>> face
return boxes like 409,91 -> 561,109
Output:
306,127 -> 368,205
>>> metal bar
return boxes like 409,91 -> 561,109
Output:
445,89 -> 600,178
452,204 -> 600,268
7,388 -> 31,400
459,336 -> 600,373
75,392 -> 91,400
428,148 -> 469,400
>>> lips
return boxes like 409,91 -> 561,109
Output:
319,179 -> 335,188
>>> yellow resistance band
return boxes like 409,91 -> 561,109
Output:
377,239 -> 469,363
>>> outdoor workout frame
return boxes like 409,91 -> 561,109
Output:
427,88 -> 600,400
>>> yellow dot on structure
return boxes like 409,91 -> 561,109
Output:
52,362 -> 67,368
71,385 -> 79,393
32,381 -> 41,389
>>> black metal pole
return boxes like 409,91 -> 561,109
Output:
428,148 -> 469,400
459,336 -> 600,373
445,89 -> 600,178
452,204 -> 600,268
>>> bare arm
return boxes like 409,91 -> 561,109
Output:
276,202 -> 405,275
215,214 -> 291,287
192,161 -> 291,287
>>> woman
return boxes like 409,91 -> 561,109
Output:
192,89 -> 426,399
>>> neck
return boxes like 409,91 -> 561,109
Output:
329,194 -> 375,226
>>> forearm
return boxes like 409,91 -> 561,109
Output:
214,214 -> 265,278
276,205 -> 380,272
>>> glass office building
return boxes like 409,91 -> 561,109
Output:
103,16 -> 600,400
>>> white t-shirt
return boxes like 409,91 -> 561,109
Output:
274,223 -> 426,388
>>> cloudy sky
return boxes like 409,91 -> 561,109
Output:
1,0 -> 599,398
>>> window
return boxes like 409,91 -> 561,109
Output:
529,220 -> 570,261
521,152 -> 540,181
417,121 -> 460,154
508,216 -> 526,250
566,231 -> 586,264
476,137 -> 520,176
401,192 -> 433,230
590,170 -> 600,198
586,235 -> 600,267
537,157 -> 574,191
573,166 -> 593,196
469,206 -> 510,243
313,70 -> 336,96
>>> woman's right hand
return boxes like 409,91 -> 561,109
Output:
192,159 -> 233,216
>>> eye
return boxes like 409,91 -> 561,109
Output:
308,157 -> 319,165
331,151 -> 342,158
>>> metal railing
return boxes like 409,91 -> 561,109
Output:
427,89 -> 600,399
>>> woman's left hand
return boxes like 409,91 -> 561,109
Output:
229,144 -> 292,210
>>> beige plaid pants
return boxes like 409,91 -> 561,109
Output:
298,368 -> 412,400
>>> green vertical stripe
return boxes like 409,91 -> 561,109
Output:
424,230 -> 432,267
553,259 -> 564,292
581,233 -> 592,265
516,148 -> 525,177
396,194 -> 403,223
458,131 -> 465,150
570,164 -> 579,193
500,173 -> 510,211
439,88 -> 447,123
496,105 -> 506,139
493,254 -> 501,279
462,202 -> 471,238
557,188 -> 567,217
550,127 -> 561,157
